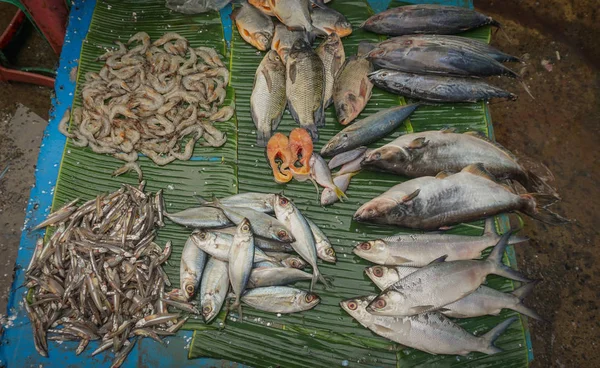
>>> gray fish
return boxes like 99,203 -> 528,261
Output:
191,230 -> 275,263
271,23 -> 312,64
286,39 -> 325,139
310,153 -> 346,200
217,227 -> 295,252
196,192 -> 277,213
273,195 -> 326,290
251,51 -> 287,147
180,234 -> 207,301
316,33 -> 345,108
362,129 -> 557,195
247,267 -> 313,288
311,7 -> 352,37
364,265 -> 420,290
361,5 -> 500,36
228,218 -> 255,319
320,173 -> 355,206
200,257 -> 229,323
341,296 -> 517,355
305,217 -> 336,263
366,39 -> 518,78
332,56 -> 373,125
263,253 -> 308,269
366,232 -> 531,316
354,218 -> 528,266
369,69 -> 517,103
269,0 -> 313,32
164,207 -> 231,228
232,1 -> 274,51
328,146 -> 368,170
321,104 -> 419,157
241,286 -> 320,313
354,164 -> 567,229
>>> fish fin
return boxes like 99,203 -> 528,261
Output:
435,171 -> 451,179
310,270 -> 318,291
511,280 -> 539,300
372,324 -> 396,335
520,193 -> 570,225
487,232 -> 532,283
483,217 -> 529,245
401,189 -> 420,203
323,27 -> 336,35
461,163 -> 497,182
478,317 -> 518,355
428,255 -> 447,265
193,195 -> 209,205
409,305 -> 435,314
463,131 -> 519,161
261,68 -> 273,93
273,39 -> 280,50
311,0 -> 326,9
242,29 -> 251,38
512,302 -> 544,321
314,105 -> 325,127
359,78 -> 369,98
440,127 -> 457,133
407,137 -> 428,149
288,61 -> 297,84
333,185 -> 348,201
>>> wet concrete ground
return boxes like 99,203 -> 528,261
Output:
0,1 -> 598,366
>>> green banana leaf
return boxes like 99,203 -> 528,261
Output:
49,0 -> 531,367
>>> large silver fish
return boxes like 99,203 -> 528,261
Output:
228,218 -> 255,319
180,234 -> 207,301
332,55 -> 373,126
366,232 -> 530,316
251,51 -> 287,146
164,207 -> 231,228
247,267 -> 313,288
315,33 -> 345,108
273,195 -> 326,290
354,164 -> 568,229
286,39 -> 325,139
341,295 -> 517,355
241,286 -> 320,313
361,5 -> 500,36
200,257 -> 229,323
268,0 -> 314,32
232,1 -> 274,51
353,218 -> 528,266
271,23 -> 312,64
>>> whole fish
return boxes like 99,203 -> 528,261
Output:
361,5 -> 500,36
232,1 -> 274,51
321,104 -> 419,157
195,192 -> 277,213
311,7 -> 352,37
381,34 -> 521,63
268,0 -> 314,32
310,153 -> 346,200
369,70 -> 517,103
320,172 -> 355,206
366,232 -> 530,316
271,23 -> 312,64
217,227 -> 295,252
228,218 -> 255,319
200,257 -> 229,323
286,39 -> 325,139
354,164 -> 568,229
164,207 -> 231,228
362,130 -> 556,195
267,133 -> 293,184
288,128 -> 313,178
316,33 -> 345,108
328,146 -> 368,170
332,56 -> 373,125
247,267 -> 313,288
334,149 -> 370,176
241,286 -> 320,313
264,253 -> 309,269
366,40 -> 519,78
212,200 -> 295,242
248,0 -> 275,16
191,230 -> 275,263
180,234 -> 207,301
305,217 -> 336,263
354,218 -> 528,266
273,195 -> 327,290
251,50 -> 287,146
341,295 -> 517,355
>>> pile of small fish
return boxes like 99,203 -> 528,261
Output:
165,192 -> 334,322
59,31 -> 233,179
343,223 -> 542,356
360,5 -> 524,102
24,184 -> 191,367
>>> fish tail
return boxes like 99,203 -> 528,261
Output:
310,270 -> 318,292
520,162 -> 560,199
520,193 -> 570,225
512,280 -> 538,300
333,185 -> 347,201
193,195 -> 209,205
483,217 -> 529,245
510,281 -> 544,321
478,316 -> 518,355
487,232 -> 532,283
238,304 -> 243,321
256,130 -> 270,148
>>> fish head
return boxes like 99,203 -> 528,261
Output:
254,31 -> 272,51
340,295 -> 375,317
181,275 -> 198,301
289,38 -> 312,56
353,198 -> 397,223
366,291 -> 403,315
265,49 -> 284,68
367,69 -> 391,83
296,291 -> 321,309
273,194 -> 295,219
201,298 -> 217,323
335,97 -> 358,126
281,256 -> 307,269
362,145 -> 409,172
191,230 -> 217,248
353,239 -> 387,261
334,20 -> 353,37
317,244 -> 336,263
365,265 -> 400,290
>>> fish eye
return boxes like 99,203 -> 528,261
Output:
381,72 -> 387,77
277,230 -> 288,240
359,242 -> 371,251
375,298 -> 386,309
305,293 -> 317,303
242,224 -> 250,232
373,267 -> 383,277
326,248 -> 335,256
347,301 -> 357,310
202,305 -> 212,315
185,285 -> 195,295
373,152 -> 381,160
290,259 -> 299,268
279,197 -> 289,206
198,232 -> 206,240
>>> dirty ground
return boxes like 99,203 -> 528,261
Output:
0,1 -> 598,367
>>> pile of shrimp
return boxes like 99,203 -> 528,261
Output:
60,32 -> 233,180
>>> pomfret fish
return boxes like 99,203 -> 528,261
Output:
321,104 -> 419,157
200,257 -> 229,323
332,56 -> 373,125
164,207 -> 231,228
180,234 -> 207,301
232,1 -> 274,51
316,33 -> 345,108
228,218 -> 255,319
366,232 -> 531,316
369,70 -> 516,103
361,5 -> 500,36
311,7 -> 352,37
354,164 -> 568,229
268,0 -> 314,32
247,267 -> 313,288
305,217 -> 335,262
286,39 -> 325,140
341,296 -> 517,355
251,50 -> 287,146
271,23 -> 312,64
241,286 -> 320,313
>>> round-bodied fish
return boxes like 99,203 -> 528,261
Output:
316,33 -> 345,108
180,234 -> 207,301
200,257 -> 229,323
311,7 -> 352,37
332,56 -> 373,125
195,192 -> 277,214
241,286 -> 320,313
271,23 -> 312,64
232,1 -> 274,51
228,218 -> 255,319
191,230 -> 275,263
164,207 -> 232,228
305,217 -> 336,262
247,267 -> 313,288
